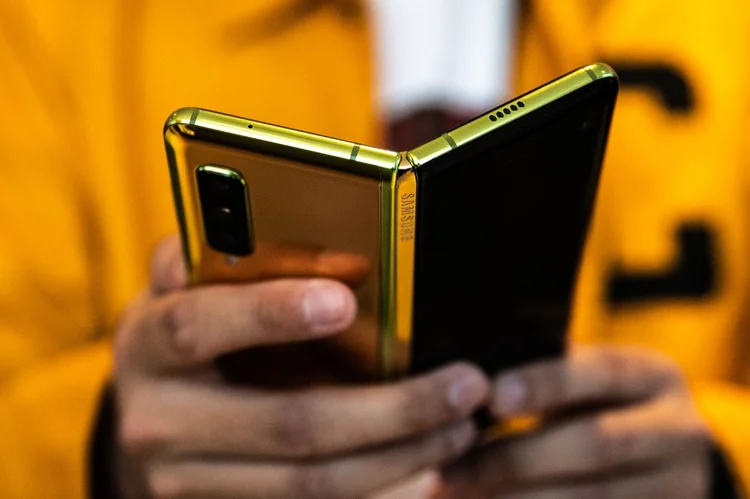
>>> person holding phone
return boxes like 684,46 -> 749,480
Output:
0,1 -> 748,498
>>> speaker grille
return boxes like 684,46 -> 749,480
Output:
488,101 -> 527,122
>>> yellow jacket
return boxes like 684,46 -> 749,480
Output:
0,0 -> 748,497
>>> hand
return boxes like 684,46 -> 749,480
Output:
434,346 -> 712,499
113,236 -> 489,498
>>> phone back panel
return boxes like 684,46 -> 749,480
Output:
164,109 -> 401,381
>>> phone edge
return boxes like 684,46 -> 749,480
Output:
404,62 -> 619,167
394,62 -> 618,376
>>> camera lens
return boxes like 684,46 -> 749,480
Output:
218,206 -> 233,219
196,166 -> 254,256
222,232 -> 236,245
216,207 -> 234,230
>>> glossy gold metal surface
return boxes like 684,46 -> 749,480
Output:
406,63 -> 617,167
392,164 -> 417,375
165,108 -> 401,378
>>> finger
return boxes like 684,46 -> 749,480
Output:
444,396 -> 709,488
491,346 -> 682,418
121,363 -> 488,459
123,278 -> 356,372
145,421 -> 477,499
150,235 -> 188,294
489,462 -> 708,499
367,470 -> 442,499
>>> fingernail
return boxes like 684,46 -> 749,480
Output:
302,282 -> 350,333
492,375 -> 528,416
447,370 -> 488,413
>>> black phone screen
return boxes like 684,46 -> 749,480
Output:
410,77 -> 619,375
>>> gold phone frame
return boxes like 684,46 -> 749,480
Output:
164,63 -> 617,378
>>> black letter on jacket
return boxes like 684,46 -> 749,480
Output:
607,224 -> 717,306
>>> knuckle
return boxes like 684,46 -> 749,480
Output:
399,381 -> 437,433
161,295 -> 202,361
118,403 -> 172,457
536,367 -> 564,408
290,464 -> 337,499
120,412 -> 170,457
150,237 -> 184,292
162,295 -> 192,337
627,346 -> 684,388
520,364 -> 563,411
272,400 -> 323,458
597,347 -> 633,395
684,416 -> 711,447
